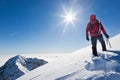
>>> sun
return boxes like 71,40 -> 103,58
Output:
64,12 -> 75,24
62,9 -> 77,26
59,6 -> 79,34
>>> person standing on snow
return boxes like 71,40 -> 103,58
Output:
86,15 -> 109,57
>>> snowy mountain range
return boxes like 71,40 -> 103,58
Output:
17,34 -> 120,80
0,55 -> 48,80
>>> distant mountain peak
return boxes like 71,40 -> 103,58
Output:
0,55 -> 48,80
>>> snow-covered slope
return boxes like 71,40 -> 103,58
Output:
17,34 -> 120,80
0,55 -> 48,80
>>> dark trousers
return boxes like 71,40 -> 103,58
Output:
91,35 -> 106,56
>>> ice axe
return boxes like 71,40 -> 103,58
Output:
106,38 -> 112,48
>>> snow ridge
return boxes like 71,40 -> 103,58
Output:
17,34 -> 120,80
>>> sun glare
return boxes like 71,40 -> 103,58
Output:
64,12 -> 75,24
62,9 -> 77,26
59,6 -> 79,34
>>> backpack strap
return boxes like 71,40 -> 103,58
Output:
98,20 -> 101,33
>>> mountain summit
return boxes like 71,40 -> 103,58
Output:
0,55 -> 48,80
17,34 -> 120,80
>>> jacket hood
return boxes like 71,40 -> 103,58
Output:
90,15 -> 96,21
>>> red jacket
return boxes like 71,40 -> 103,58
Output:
86,20 -> 107,37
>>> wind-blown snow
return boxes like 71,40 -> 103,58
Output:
17,34 -> 120,80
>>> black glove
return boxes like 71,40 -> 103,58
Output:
104,34 -> 109,39
86,36 -> 89,41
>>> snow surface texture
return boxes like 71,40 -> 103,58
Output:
0,55 -> 48,80
16,34 -> 120,80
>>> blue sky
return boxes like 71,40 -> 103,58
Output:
0,0 -> 120,54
